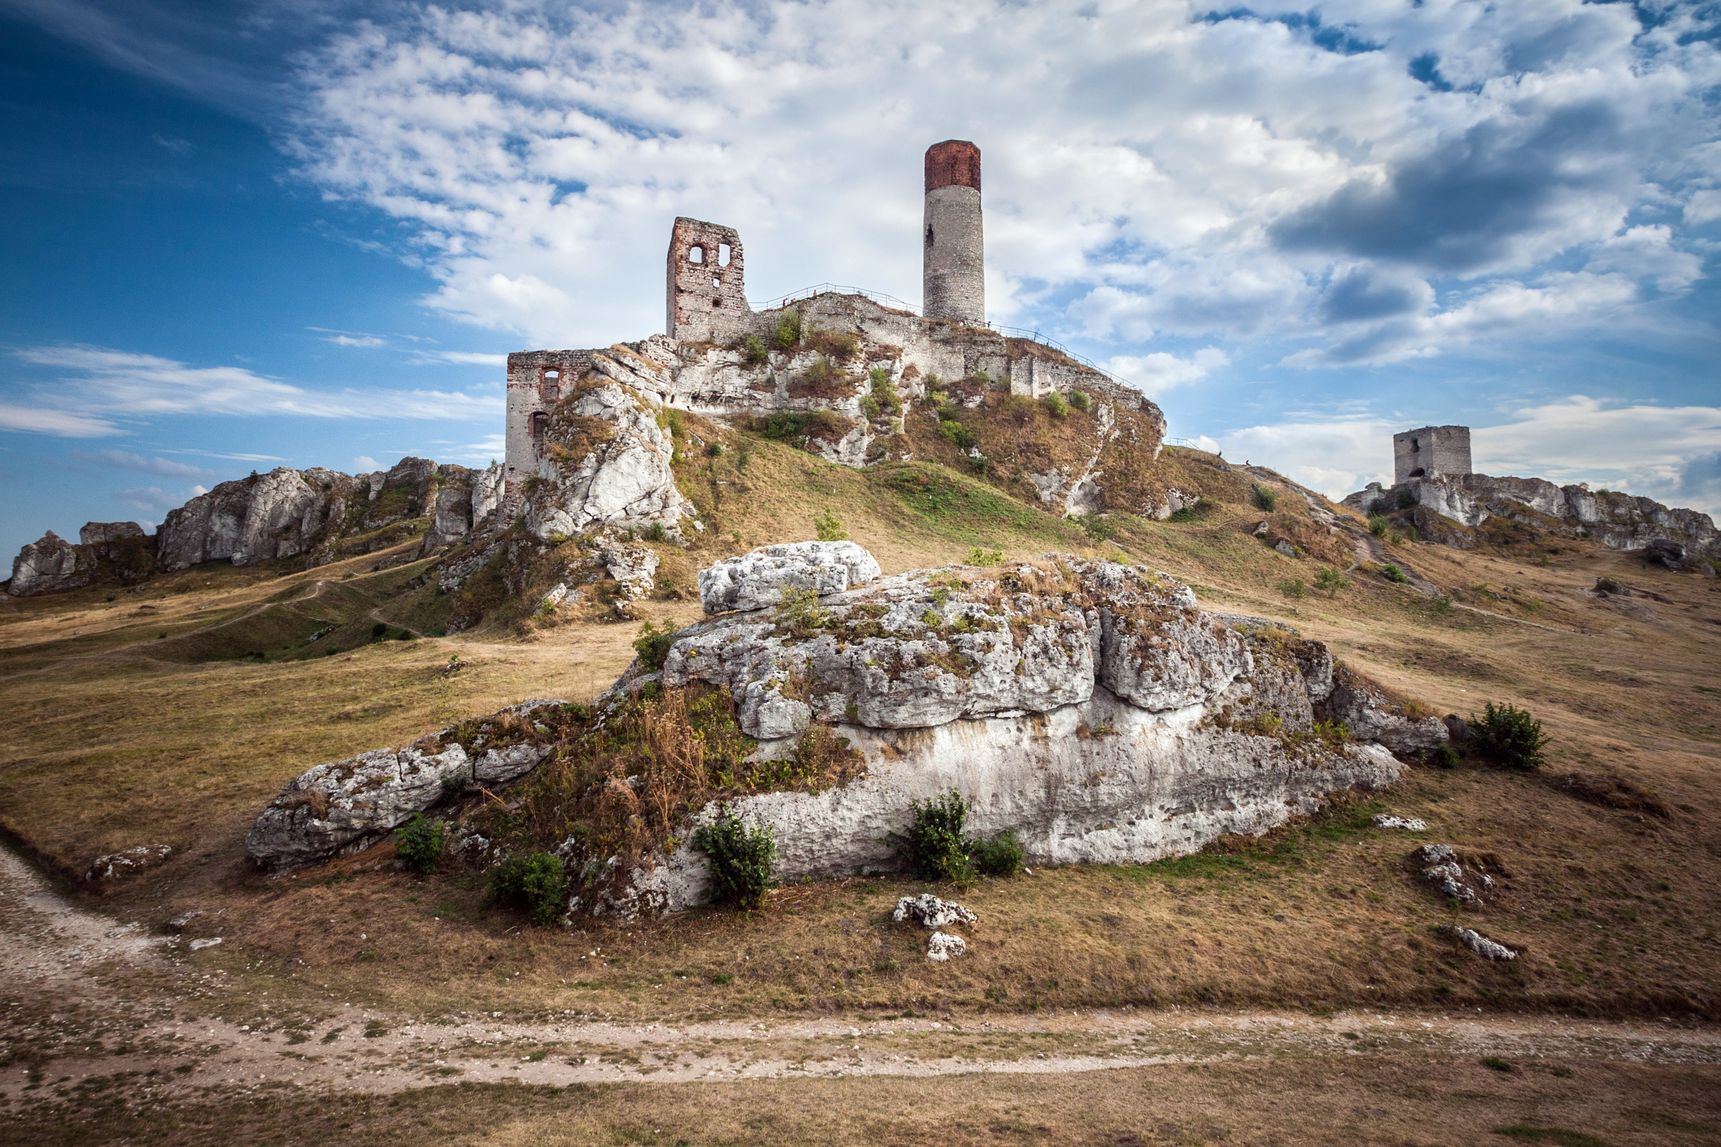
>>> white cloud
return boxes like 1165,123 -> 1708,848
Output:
74,449 -> 209,478
1104,347 -> 1230,395
281,0 -> 1717,367
352,455 -> 380,471
0,403 -> 121,438
323,333 -> 387,348
7,345 -> 500,431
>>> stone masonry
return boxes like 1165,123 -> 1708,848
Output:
665,217 -> 749,343
1394,425 -> 1472,484
922,139 -> 986,325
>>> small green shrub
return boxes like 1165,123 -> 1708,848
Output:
1381,563 -> 1410,584
1395,484 -> 1418,510
739,333 -> 768,365
1471,702 -> 1548,771
1314,567 -> 1349,596
692,807 -> 776,909
1067,389 -> 1092,412
1041,391 -> 1070,418
489,852 -> 568,926
967,546 -> 1004,565
899,790 -> 976,883
813,510 -> 846,541
1369,514 -> 1389,537
772,309 -> 803,350
1252,484 -> 1278,512
633,621 -> 675,672
1430,742 -> 1460,769
867,367 -> 901,416
643,521 -> 669,543
394,813 -> 444,875
969,830 -> 1024,877
706,441 -> 724,458
939,419 -> 978,450
1277,577 -> 1307,599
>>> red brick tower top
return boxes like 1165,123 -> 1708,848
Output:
925,140 -> 981,193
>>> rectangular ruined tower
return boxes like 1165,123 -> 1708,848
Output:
666,217 -> 749,343
922,140 -> 985,325
1394,425 -> 1472,483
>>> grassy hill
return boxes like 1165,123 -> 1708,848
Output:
2,427 -> 1718,1029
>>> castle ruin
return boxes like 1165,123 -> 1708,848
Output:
500,139 -> 1135,508
1393,425 -> 1472,484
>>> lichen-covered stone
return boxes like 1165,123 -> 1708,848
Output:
1325,665 -> 1448,754
925,931 -> 969,961
245,700 -> 566,870
893,894 -> 976,929
698,541 -> 881,614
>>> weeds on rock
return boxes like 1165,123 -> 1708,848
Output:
632,621 -> 674,672
1381,563 -> 1410,584
897,790 -> 1024,882
814,510 -> 846,541
394,813 -> 443,875
772,309 -> 803,350
693,807 -> 776,909
1471,702 -> 1548,771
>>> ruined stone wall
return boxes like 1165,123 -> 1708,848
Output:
504,349 -> 598,504
1394,425 -> 1472,484
665,217 -> 750,343
922,140 -> 985,326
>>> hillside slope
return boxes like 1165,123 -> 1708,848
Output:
1,435 -> 1718,1026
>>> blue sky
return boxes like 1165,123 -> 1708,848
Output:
3,0 -> 1719,562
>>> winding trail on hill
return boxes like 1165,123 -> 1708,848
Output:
2,840 -> 1718,1111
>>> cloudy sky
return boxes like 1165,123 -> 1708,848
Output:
2,0 -> 1718,560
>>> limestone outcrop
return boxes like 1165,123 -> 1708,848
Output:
519,381 -> 697,542
6,531 -> 96,596
245,700 -> 569,871
1345,474 -> 1719,559
8,458 -> 504,597
245,549 -> 1440,904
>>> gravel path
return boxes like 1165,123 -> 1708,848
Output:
4,838 -> 1718,1108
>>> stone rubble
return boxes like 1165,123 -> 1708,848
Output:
1441,924 -> 1518,961
85,844 -> 174,883
892,894 -> 977,929
1372,815 -> 1428,831
925,931 -> 969,962
1415,843 -> 1494,903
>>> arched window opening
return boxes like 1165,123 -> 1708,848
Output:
688,245 -> 704,264
717,243 -> 731,266
529,411 -> 550,438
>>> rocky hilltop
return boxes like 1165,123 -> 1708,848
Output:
508,291 -> 1174,544
1345,473 -> 1718,564
246,543 -> 1441,916
5,457 -> 500,596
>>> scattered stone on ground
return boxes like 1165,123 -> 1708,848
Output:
1415,843 -> 1496,903
84,844 -> 173,883
1441,924 -> 1518,961
892,894 -> 977,929
187,937 -> 223,952
925,931 -> 969,962
1372,815 -> 1427,831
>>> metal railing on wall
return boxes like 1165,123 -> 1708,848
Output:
747,282 -> 1135,392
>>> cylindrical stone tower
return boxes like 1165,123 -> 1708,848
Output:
922,140 -> 985,325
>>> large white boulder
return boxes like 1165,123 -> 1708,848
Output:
697,541 -> 882,614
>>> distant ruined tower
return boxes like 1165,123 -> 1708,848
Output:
1394,425 -> 1473,484
922,140 -> 985,325
666,217 -> 749,343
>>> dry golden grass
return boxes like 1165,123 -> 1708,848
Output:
2,442 -> 1719,1030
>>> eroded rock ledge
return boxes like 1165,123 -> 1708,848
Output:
247,545 -> 1442,915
